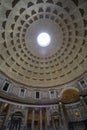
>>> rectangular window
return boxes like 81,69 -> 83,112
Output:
20,89 -> 25,97
50,90 -> 56,99
80,80 -> 87,89
51,91 -> 54,98
3,82 -> 9,91
36,92 -> 39,99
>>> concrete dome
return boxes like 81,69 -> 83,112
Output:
0,0 -> 87,88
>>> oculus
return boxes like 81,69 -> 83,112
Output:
37,32 -> 51,47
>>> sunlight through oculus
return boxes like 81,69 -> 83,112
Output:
37,32 -> 51,47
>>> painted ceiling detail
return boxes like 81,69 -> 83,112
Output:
60,88 -> 79,103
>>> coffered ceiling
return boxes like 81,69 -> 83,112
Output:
0,0 -> 87,88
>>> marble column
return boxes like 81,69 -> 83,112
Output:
80,96 -> 87,112
24,108 -> 28,130
40,108 -> 42,130
46,108 -> 50,130
31,109 -> 35,130
3,104 -> 10,129
46,108 -> 50,126
59,102 -> 68,130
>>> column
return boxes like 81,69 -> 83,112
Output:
59,102 -> 68,130
31,109 -> 35,130
46,108 -> 50,130
3,104 -> 10,129
46,108 -> 50,126
80,96 -> 87,112
24,108 -> 28,130
40,108 -> 42,130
